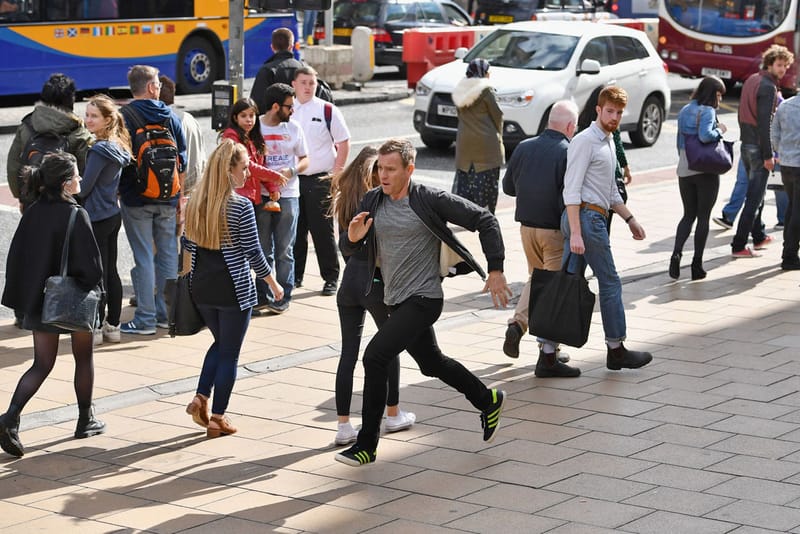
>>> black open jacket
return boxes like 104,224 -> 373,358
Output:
340,181 -> 505,296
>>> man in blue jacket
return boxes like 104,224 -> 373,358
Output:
335,138 -> 512,467
119,65 -> 187,335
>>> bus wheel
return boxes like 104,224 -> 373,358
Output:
629,95 -> 663,147
178,36 -> 218,94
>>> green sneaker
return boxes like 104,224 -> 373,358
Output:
480,389 -> 505,443
335,444 -> 376,467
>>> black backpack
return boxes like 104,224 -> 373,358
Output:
18,115 -> 71,202
121,105 -> 181,200
315,78 -> 335,104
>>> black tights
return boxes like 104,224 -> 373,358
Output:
673,173 -> 720,263
6,331 -> 95,416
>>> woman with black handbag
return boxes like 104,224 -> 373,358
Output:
0,152 -> 105,458
183,139 -> 283,438
671,76 -> 728,280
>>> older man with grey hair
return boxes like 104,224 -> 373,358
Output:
501,100 -> 581,378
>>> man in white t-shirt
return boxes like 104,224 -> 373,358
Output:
256,83 -> 309,314
291,66 -> 351,295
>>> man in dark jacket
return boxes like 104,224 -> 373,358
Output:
501,100 -> 580,378
119,65 -> 187,335
249,27 -> 303,115
335,138 -> 512,467
731,44 -> 794,257
6,73 -> 92,209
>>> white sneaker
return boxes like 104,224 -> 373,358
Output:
385,411 -> 416,433
92,329 -> 103,346
102,321 -> 121,343
335,422 -> 358,446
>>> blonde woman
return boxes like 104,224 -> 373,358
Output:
183,139 -> 283,438
81,94 -> 133,344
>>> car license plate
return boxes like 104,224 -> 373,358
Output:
333,28 -> 353,37
701,67 -> 732,79
438,104 -> 457,117
488,14 -> 514,23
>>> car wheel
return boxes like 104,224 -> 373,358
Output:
629,95 -> 663,147
421,131 -> 452,150
177,36 -> 219,94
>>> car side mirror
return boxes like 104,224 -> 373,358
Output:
455,47 -> 468,59
578,58 -> 601,75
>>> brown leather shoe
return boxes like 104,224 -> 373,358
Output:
186,395 -> 209,428
207,414 -> 237,438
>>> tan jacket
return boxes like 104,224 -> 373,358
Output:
452,77 -> 504,172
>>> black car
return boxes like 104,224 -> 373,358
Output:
326,0 -> 472,72
474,0 -> 613,25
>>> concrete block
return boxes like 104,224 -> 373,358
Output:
302,45 -> 353,88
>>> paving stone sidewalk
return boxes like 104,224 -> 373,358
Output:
2,154 -> 800,533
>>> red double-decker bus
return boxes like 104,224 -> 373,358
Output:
657,0 -> 799,93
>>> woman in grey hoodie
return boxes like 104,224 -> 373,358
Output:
81,94 -> 133,345
451,58 -> 504,213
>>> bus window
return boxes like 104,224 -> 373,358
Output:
664,0 -> 792,36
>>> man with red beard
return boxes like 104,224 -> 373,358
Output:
556,86 -> 653,371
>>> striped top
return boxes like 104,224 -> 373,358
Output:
184,193 -> 271,311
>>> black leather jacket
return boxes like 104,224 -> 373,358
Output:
340,181 -> 505,296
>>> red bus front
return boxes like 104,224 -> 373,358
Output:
657,0 -> 799,92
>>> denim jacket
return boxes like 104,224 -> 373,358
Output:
676,100 -> 723,151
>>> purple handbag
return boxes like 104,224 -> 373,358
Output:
684,111 -> 734,175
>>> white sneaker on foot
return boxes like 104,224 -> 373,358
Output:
92,329 -> 103,346
385,411 -> 416,432
101,321 -> 121,343
335,422 -> 358,445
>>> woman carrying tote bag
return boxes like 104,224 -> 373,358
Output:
182,139 -> 283,438
0,152 -> 105,458
670,76 -> 728,281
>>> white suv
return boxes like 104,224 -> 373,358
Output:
413,21 -> 671,150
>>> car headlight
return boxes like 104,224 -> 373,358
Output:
415,80 -> 432,97
495,89 -> 534,107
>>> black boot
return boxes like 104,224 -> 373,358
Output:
0,406 -> 24,457
691,261 -> 707,280
669,253 -> 681,280
535,349 -> 581,377
74,405 -> 106,439
606,343 -> 652,370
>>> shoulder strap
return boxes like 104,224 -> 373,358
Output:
324,102 -> 333,141
60,207 -> 79,277
121,104 -> 146,132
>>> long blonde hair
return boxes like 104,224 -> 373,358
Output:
87,94 -> 132,154
185,139 -> 245,248
330,146 -> 379,229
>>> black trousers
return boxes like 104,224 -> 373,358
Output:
782,165 -> 800,261
92,213 -> 123,326
356,295 -> 491,451
673,173 -> 720,263
294,173 -> 339,284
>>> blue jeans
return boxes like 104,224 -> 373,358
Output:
196,305 -> 251,415
732,144 -> 769,251
722,158 -> 748,221
121,203 -> 178,329
775,188 -> 788,225
303,10 -> 317,40
255,196 -> 299,304
560,208 -> 626,343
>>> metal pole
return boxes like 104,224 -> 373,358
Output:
324,3 -> 333,46
229,0 -> 245,96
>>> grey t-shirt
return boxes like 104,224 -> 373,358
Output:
374,195 -> 443,305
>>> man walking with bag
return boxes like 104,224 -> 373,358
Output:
502,100 -> 580,378
559,86 -> 652,370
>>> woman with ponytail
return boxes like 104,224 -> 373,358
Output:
1,152 -> 105,458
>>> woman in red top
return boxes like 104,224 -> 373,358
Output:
220,98 -> 287,211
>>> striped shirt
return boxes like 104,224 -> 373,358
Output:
184,193 -> 271,310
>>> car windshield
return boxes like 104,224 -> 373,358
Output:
334,1 -> 381,24
465,29 -> 579,70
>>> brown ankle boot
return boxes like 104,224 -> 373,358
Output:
207,414 -> 237,438
186,395 -> 209,428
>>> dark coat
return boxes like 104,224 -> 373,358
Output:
340,181 -> 505,296
250,51 -> 303,114
2,199 -> 102,316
